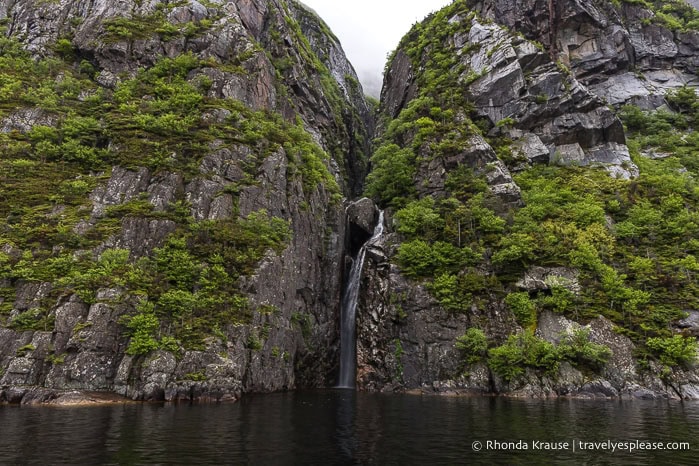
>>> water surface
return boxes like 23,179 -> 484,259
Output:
0,390 -> 697,464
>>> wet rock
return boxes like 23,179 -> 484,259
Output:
356,234 -> 518,391
680,383 -> 699,400
347,198 -> 378,237
575,380 -> 619,398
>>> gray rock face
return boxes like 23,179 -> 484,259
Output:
465,17 -> 637,178
469,0 -> 699,107
1,108 -> 56,133
676,310 -> 699,336
355,234 -> 519,392
346,198 -> 378,237
413,132 -> 522,203
517,266 -> 580,293
381,50 -> 418,121
4,0 -> 699,405
382,14 -> 638,180
0,0 -> 372,193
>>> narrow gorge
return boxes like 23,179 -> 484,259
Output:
2,0 -> 699,404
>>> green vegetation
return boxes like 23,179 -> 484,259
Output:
505,292 -> 537,329
120,301 -> 159,356
0,5 -> 344,357
620,0 -> 699,31
369,0 -> 699,377
183,370 -> 208,381
101,2 -> 220,46
488,331 -> 560,382
15,343 -> 36,357
367,0 -> 480,209
557,328 -> 612,372
270,2 -> 369,185
406,157 -> 699,370
646,335 -> 697,368
393,339 -> 404,380
488,329 -> 612,382
46,352 -> 65,365
455,328 -> 488,365
9,308 -> 54,332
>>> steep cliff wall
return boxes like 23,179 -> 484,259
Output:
0,0 -> 371,403
360,0 -> 699,399
467,0 -> 699,107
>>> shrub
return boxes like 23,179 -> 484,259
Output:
557,328 -> 612,371
158,289 -> 197,322
488,331 -> 560,382
122,301 -> 160,356
488,339 -> 526,382
492,233 -> 536,266
431,273 -> 460,310
646,335 -> 698,368
154,237 -> 200,289
395,196 -> 443,240
10,308 -> 52,331
455,328 -> 488,365
364,143 -> 416,207
505,292 -> 537,327
396,239 -> 435,277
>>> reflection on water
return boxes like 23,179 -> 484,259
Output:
1,391 -> 698,465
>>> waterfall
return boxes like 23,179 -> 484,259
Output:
338,210 -> 384,388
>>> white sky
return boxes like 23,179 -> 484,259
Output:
300,0 -> 453,97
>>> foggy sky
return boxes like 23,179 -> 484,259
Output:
300,0 -> 453,97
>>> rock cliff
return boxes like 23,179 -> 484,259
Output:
468,0 -> 699,107
0,0 -> 371,403
360,0 -> 699,399
4,0 -> 699,403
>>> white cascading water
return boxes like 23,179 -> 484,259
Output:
337,210 -> 384,388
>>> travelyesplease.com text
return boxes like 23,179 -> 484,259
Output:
471,439 -> 690,452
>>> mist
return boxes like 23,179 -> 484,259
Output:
300,0 -> 453,97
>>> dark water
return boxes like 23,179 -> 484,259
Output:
1,390 -> 698,465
